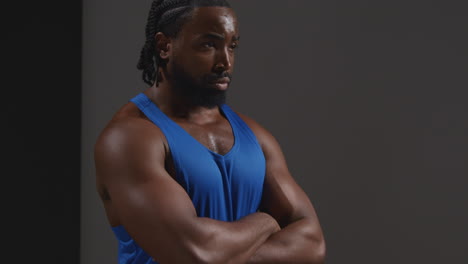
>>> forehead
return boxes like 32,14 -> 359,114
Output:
182,7 -> 238,36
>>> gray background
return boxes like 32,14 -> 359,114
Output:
82,1 -> 468,263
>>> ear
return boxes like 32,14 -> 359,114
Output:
155,32 -> 171,59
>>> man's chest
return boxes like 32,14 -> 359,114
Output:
176,119 -> 235,156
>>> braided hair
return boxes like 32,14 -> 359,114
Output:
137,0 -> 231,86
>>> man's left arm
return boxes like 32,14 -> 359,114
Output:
240,114 -> 326,264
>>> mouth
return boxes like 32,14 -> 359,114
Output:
209,77 -> 230,90
210,77 -> 230,84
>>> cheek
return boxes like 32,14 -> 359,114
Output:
194,52 -> 216,66
230,54 -> 236,67
185,54 -> 216,74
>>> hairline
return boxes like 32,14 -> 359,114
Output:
169,6 -> 235,39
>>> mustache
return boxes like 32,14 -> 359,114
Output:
205,72 -> 232,83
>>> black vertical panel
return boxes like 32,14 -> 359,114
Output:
3,1 -> 81,263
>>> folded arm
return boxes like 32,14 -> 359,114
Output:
94,118 -> 280,264
239,113 -> 326,264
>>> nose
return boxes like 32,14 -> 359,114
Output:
214,47 -> 233,72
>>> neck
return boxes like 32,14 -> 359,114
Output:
144,82 -> 222,124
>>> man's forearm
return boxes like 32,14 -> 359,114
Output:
246,218 -> 326,264
188,212 -> 280,264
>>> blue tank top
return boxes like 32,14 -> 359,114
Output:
111,93 -> 266,264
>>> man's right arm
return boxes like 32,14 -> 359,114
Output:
94,118 -> 279,264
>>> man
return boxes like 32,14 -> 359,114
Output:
94,0 -> 326,263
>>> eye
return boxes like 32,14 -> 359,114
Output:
202,42 -> 215,48
230,42 -> 239,50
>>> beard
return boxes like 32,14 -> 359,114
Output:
167,60 -> 231,109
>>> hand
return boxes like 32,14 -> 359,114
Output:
258,212 -> 281,233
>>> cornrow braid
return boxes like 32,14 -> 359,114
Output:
137,0 -> 231,86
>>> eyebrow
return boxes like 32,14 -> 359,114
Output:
199,32 -> 240,41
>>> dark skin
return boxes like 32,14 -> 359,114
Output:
95,6 -> 325,264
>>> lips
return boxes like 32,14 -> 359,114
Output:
209,77 -> 230,90
210,77 -> 230,84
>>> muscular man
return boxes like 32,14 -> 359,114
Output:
94,0 -> 326,263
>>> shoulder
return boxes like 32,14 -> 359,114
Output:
94,103 -> 168,181
231,109 -> 279,151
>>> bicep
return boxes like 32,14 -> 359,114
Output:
108,165 -> 200,246
94,122 -> 202,262
255,126 -> 318,227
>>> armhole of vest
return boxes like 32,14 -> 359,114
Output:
130,93 -> 185,188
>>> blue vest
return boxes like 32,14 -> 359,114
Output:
111,93 -> 266,264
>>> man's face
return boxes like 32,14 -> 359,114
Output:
165,7 -> 239,108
